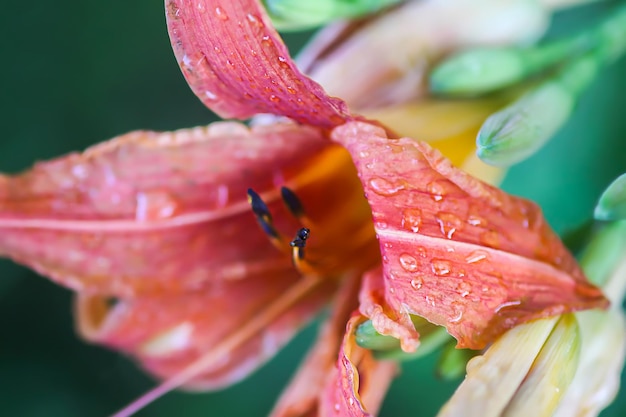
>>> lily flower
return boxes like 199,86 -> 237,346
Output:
0,1 -> 609,416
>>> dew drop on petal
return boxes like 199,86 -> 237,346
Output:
269,95 -> 281,102
456,281 -> 471,297
399,253 -> 418,272
401,208 -> 422,233
368,177 -> 405,196
214,6 -> 228,20
204,90 -> 217,100
436,212 -> 462,239
448,302 -> 464,323
427,180 -> 447,202
410,277 -> 423,290
431,259 -> 451,276
495,300 -> 522,313
135,191 -> 179,221
465,250 -> 488,264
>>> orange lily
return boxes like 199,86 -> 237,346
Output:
0,1 -> 608,416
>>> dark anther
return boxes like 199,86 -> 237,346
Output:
247,188 -> 272,222
290,227 -> 310,248
281,186 -> 305,217
247,188 -> 279,239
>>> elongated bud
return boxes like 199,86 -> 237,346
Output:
262,0 -> 401,31
502,314 -> 581,417
430,40 -> 580,96
594,173 -> 626,221
436,341 -> 478,381
356,316 -> 451,361
476,55 -> 598,166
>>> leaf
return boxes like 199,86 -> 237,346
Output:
165,0 -> 350,128
332,121 -> 608,350
0,122 -> 328,296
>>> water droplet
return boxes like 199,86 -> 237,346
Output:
467,215 -> 485,226
495,300 -> 522,313
286,86 -> 296,94
427,180 -> 447,202
196,1 -> 206,12
410,277 -> 423,290
389,287 -> 395,294
456,281 -> 471,297
465,250 -> 488,264
358,150 -> 370,158
348,397 -> 355,406
401,208 -> 422,233
425,295 -> 436,307
261,35 -> 272,47
269,95 -> 281,102
449,302 -> 464,323
334,403 -> 341,412
204,90 -> 217,100
368,177 -> 405,196
399,253 -> 418,272
431,259 -> 451,276
481,230 -> 500,248
277,56 -> 289,69
416,246 -> 427,258
246,13 -> 263,27
375,221 -> 389,230
135,191 -> 179,221
214,6 -> 228,20
436,212 -> 462,239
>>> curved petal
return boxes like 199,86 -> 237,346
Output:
76,270 -> 336,390
332,121 -> 608,350
271,272 -> 361,417
0,122 -> 328,296
166,0 -> 350,128
299,0 -> 549,110
320,314 -> 397,417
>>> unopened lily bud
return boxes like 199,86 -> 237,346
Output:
502,314 -> 581,417
476,55 -> 598,166
595,173 -> 626,221
430,41 -> 577,95
263,0 -> 401,31
436,341 -> 478,381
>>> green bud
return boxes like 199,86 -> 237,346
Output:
262,0 -> 401,31
356,315 -> 452,362
429,39 -> 580,96
594,173 -> 626,222
476,55 -> 598,166
579,220 -> 626,287
436,340 -> 479,381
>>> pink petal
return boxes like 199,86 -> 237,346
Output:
166,0 -> 350,128
76,270 -> 336,390
332,121 -> 608,350
0,122 -> 328,296
320,314 -> 397,417
271,273 -> 361,417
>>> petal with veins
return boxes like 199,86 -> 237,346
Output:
0,122 -> 328,296
332,121 -> 608,350
320,314 -> 397,417
166,0 -> 350,127
76,271 -> 336,390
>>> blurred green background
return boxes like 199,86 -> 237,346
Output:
0,1 -> 625,416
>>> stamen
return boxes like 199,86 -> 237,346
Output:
290,227 -> 316,274
281,186 -> 305,218
247,188 -> 283,243
281,186 -> 313,227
